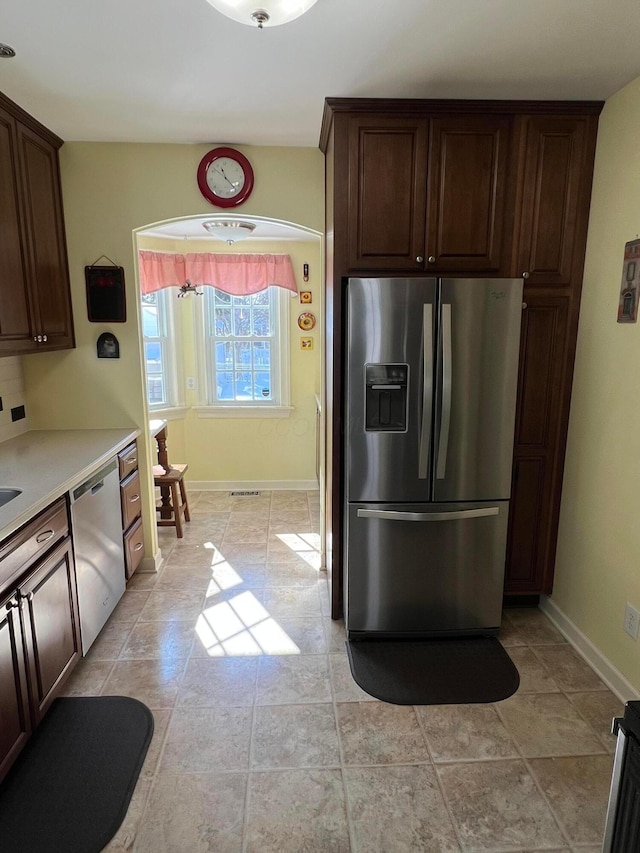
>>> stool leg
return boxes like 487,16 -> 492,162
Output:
179,479 -> 191,523
159,483 -> 173,520
171,482 -> 183,537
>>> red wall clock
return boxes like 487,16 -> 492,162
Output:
197,147 -> 254,208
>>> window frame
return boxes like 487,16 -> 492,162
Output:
194,285 -> 292,417
141,288 -> 183,411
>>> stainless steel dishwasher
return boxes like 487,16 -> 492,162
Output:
70,458 -> 126,654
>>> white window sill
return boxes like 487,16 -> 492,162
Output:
148,406 -> 189,420
193,405 -> 294,419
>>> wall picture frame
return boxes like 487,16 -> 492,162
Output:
617,238 -> 640,323
85,264 -> 127,323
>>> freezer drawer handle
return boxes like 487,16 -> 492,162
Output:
418,304 -> 433,479
357,507 -> 500,522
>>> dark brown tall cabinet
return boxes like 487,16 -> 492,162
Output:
320,99 -> 601,618
0,91 -> 74,356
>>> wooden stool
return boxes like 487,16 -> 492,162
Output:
153,463 -> 191,538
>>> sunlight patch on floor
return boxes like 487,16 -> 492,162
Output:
195,590 -> 301,656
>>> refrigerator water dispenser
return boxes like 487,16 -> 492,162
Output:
364,363 -> 408,432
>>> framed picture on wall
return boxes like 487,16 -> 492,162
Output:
617,239 -> 640,323
85,264 -> 127,323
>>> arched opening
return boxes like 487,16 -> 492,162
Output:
133,213 -> 325,570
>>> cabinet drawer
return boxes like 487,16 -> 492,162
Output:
0,498 -> 68,592
124,517 -> 145,580
120,471 -> 142,530
118,442 -> 138,480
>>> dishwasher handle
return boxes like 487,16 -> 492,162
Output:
71,458 -> 118,502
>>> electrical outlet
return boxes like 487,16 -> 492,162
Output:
623,603 -> 640,640
186,377 -> 196,390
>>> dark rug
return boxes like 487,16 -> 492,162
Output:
0,696 -> 154,853
346,637 -> 520,705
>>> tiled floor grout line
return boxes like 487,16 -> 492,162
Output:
492,649 -> 584,851
331,633 -> 356,853
413,705 -> 467,852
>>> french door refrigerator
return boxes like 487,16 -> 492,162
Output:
344,277 -> 523,638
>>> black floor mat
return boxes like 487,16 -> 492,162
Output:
346,637 -> 520,705
0,696 -> 154,853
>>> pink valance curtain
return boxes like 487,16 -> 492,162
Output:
139,250 -> 297,296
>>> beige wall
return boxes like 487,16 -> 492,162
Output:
22,142 -> 324,560
552,75 -> 640,691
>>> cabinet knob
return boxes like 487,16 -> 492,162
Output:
33,336 -> 38,342
42,334 -> 48,342
522,272 -> 530,279
428,256 -> 436,264
522,302 -> 528,310
6,597 -> 19,610
416,256 -> 424,264
36,335 -> 43,343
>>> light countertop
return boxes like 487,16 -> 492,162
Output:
0,428 -> 140,541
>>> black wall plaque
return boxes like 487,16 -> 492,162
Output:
85,265 -> 126,323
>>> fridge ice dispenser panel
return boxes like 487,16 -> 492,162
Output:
364,363 -> 408,432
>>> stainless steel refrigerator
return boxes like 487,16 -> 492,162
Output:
344,277 -> 523,638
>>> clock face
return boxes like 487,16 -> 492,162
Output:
197,147 -> 254,208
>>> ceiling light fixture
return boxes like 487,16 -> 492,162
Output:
205,0 -> 319,29
202,220 -> 256,243
0,43 -> 16,58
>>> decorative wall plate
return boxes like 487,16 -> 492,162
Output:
297,311 -> 316,330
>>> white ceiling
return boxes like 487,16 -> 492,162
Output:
2,0 -> 639,148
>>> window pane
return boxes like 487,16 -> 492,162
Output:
142,303 -> 160,338
253,307 -> 270,336
215,290 -> 231,305
216,371 -> 234,400
253,341 -> 270,369
253,290 -> 269,305
234,341 -> 252,369
147,375 -> 165,404
233,308 -> 251,337
255,372 -> 271,400
216,340 -> 233,369
215,308 -> 232,336
145,341 -> 162,375
235,371 -> 252,400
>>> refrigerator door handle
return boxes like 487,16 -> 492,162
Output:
418,304 -> 433,479
357,507 -> 500,522
436,302 -> 452,479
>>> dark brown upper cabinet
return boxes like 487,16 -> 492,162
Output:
512,115 -> 595,288
346,115 -> 428,271
426,116 -> 511,273
345,112 -> 511,274
0,92 -> 75,356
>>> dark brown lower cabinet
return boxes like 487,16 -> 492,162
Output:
505,295 -> 571,595
0,589 -> 31,781
19,538 -> 81,726
0,502 -> 81,782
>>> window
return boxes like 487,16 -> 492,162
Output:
202,286 -> 290,409
141,290 -> 180,408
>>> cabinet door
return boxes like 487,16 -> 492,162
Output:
20,538 -> 81,725
0,590 -> 31,782
426,116 -> 511,272
0,107 -> 35,354
16,123 -> 74,351
514,116 -> 590,286
347,115 -> 428,271
505,296 -> 569,594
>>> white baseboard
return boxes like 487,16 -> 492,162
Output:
188,479 -> 319,492
138,549 -> 163,574
540,595 -> 640,702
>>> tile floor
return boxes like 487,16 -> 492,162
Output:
62,490 -> 620,852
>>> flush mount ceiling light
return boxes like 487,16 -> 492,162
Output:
202,220 -> 256,243
0,43 -> 16,58
205,0 -> 319,28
